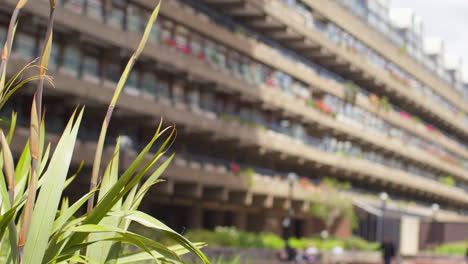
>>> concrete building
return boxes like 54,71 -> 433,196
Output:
1,0 -> 468,249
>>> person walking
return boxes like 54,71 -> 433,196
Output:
380,236 -> 396,264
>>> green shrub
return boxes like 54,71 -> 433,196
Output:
428,241 -> 467,256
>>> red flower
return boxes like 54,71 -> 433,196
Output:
229,163 -> 241,173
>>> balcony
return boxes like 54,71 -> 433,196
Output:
199,0 -> 468,141
302,0 -> 468,114
7,0 -> 467,180
6,58 -> 468,208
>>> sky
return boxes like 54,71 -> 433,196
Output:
391,0 -> 468,81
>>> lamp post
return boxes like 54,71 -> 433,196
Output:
379,192 -> 388,242
282,172 -> 297,240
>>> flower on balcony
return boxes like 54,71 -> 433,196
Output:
399,111 -> 411,119
163,38 -> 177,47
177,44 -> 192,55
229,162 -> 241,174
197,53 -> 206,61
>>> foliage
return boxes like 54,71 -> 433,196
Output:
0,0 -> 210,263
439,176 -> 455,186
185,227 -> 283,249
426,241 -> 467,256
379,96 -> 392,112
344,81 -> 359,104
174,227 -> 378,252
309,178 -> 357,230
240,168 -> 255,187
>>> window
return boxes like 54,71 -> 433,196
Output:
174,27 -> 190,54
62,44 -> 81,76
108,0 -> 126,30
172,82 -> 185,105
15,33 -> 36,61
187,88 -> 200,110
217,46 -> 227,69
140,71 -> 156,97
189,33 -> 203,60
65,0 -> 85,14
149,20 -> 161,44
204,40 -> 219,65
156,76 -> 170,100
125,71 -> 140,96
48,41 -> 61,70
200,90 -> 215,112
161,20 -> 175,47
127,5 -> 142,32
227,51 -> 242,76
105,62 -> 121,84
82,54 -> 100,82
86,0 -> 104,21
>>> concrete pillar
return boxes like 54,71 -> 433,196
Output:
190,205 -> 203,230
263,210 -> 283,235
213,210 -> 225,228
233,211 -> 247,231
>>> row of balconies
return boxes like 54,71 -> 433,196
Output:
8,0 -> 466,170
151,0 -> 468,160
3,0 -> 468,185
12,0 -> 465,162
198,0 -> 468,140
301,0 -> 468,113
10,119 -> 468,219
25,0 -> 468,171
6,51 -> 468,208
273,0 -> 466,117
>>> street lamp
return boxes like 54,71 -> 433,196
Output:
282,172 -> 297,239
379,192 -> 388,242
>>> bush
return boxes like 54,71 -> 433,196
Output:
184,228 -> 378,252
428,241 -> 467,256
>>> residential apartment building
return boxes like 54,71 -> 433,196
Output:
1,0 -> 467,247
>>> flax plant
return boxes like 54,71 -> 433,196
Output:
0,0 -> 210,263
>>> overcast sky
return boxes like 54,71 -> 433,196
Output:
390,0 -> 468,81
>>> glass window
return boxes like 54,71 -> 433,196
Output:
83,54 -> 100,80
149,20 -> 161,44
127,5 -> 142,32
227,51 -> 242,76
125,71 -> 140,96
65,0 -> 85,14
189,34 -> 203,60
140,72 -> 156,96
161,20 -> 175,47
62,44 -> 81,76
15,33 -> 36,60
200,90 -> 215,112
174,28 -> 190,54
48,41 -> 61,70
108,0 -> 126,30
105,62 -> 121,84
187,88 -> 200,109
86,0 -> 104,21
156,77 -> 170,99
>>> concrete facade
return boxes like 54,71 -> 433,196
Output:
0,0 -> 467,240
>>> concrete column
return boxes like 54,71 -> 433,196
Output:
190,205 -> 203,230
213,210 -> 225,228
233,211 -> 247,231
263,210 -> 283,235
